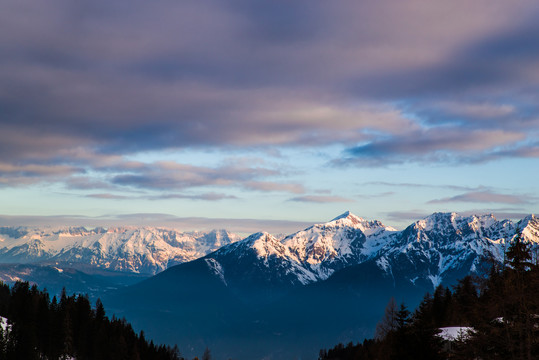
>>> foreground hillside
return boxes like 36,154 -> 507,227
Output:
105,212 -> 539,360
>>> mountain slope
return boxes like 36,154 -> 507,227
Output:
373,213 -> 536,289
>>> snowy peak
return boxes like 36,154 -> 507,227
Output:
215,231 -> 288,260
518,215 -> 539,244
411,213 -> 505,242
330,211 -> 365,225
245,232 -> 288,259
272,213 -> 395,281
414,212 -> 459,232
327,211 -> 396,237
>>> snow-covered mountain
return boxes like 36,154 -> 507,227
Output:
206,212 -> 394,283
201,212 -> 539,292
375,212 -> 518,289
1,211 -> 537,290
282,211 -> 397,281
0,226 -> 240,275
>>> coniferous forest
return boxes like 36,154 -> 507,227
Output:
320,231 -> 539,360
0,282 -> 183,360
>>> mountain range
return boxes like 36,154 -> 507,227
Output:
0,226 -> 240,275
0,226 -> 240,297
103,211 -> 539,360
1,212 -> 538,359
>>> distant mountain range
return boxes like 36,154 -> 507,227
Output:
102,211 -> 538,360
0,226 -> 240,298
0,226 -> 240,275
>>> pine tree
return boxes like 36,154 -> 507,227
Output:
506,228 -> 532,272
396,303 -> 410,330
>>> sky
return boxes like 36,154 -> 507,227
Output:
1,0 -> 538,234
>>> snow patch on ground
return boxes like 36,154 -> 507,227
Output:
204,258 -> 227,286
0,317 -> 9,332
428,274 -> 442,288
437,327 -> 473,341
376,256 -> 390,271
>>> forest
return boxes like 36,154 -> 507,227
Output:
0,281 -> 185,360
320,230 -> 539,360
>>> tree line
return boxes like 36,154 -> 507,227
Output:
319,230 -> 539,359
0,281 -> 184,360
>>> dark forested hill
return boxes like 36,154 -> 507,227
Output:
0,281 -> 183,360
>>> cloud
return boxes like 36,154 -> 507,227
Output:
355,192 -> 394,199
436,101 -> 516,120
385,210 -> 432,224
85,193 -> 129,200
0,162 -> 83,186
428,191 -> 536,205
0,213 -> 315,236
1,0 -> 539,193
244,181 -> 305,194
108,161 -> 303,194
148,192 -> 238,201
342,128 -> 529,165
288,195 -> 353,203
66,177 -> 120,191
360,181 -> 481,192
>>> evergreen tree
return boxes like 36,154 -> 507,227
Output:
396,303 -> 410,330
